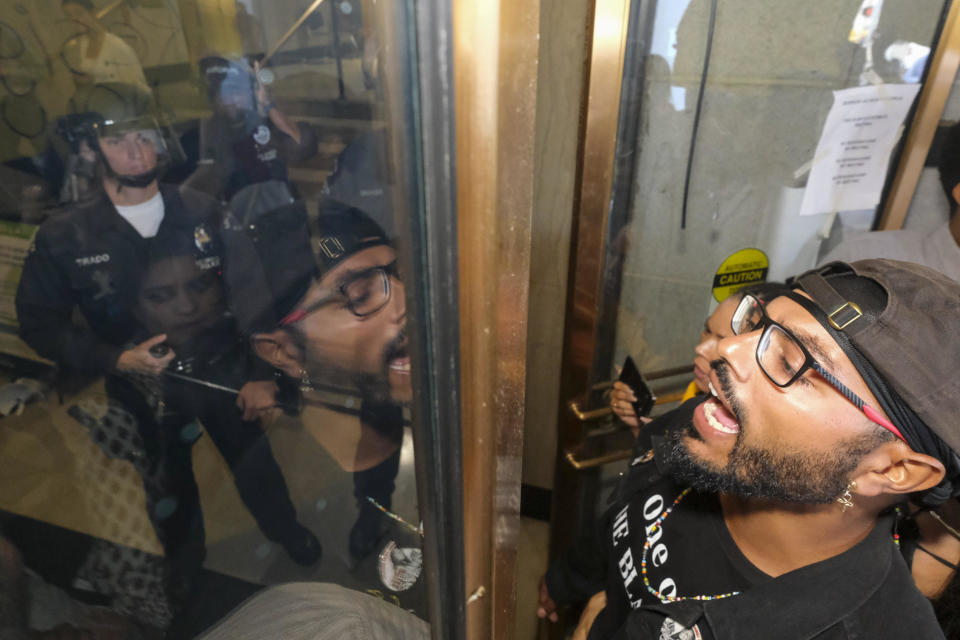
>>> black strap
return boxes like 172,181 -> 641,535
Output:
916,543 -> 960,571
796,272 -> 866,336
782,291 -> 876,390
785,289 -> 960,505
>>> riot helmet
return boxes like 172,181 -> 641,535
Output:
59,83 -> 179,188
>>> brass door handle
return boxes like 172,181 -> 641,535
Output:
568,391 -> 687,423
564,369 -> 695,468
568,400 -> 612,422
564,447 -> 633,470
567,364 -> 695,424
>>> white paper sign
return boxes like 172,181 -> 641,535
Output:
799,83 -> 920,217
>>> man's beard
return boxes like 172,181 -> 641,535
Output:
663,364 -> 892,504
306,361 -> 392,402
288,326 -> 405,404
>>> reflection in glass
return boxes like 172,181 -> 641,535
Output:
0,0 -> 429,637
61,0 -> 151,93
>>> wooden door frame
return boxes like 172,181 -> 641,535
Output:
880,0 -> 960,230
547,1 -> 642,636
452,0 -> 543,637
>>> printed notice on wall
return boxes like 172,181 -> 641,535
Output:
799,83 -> 920,217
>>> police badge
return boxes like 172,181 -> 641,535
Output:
194,225 -> 213,253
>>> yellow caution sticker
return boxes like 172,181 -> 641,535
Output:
712,248 -> 769,303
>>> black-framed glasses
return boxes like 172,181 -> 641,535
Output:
279,261 -> 397,326
730,294 -> 904,441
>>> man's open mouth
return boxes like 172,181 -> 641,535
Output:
389,354 -> 411,373
702,378 -> 740,435
385,336 -> 410,375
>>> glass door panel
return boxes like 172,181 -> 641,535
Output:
0,0 -> 460,637
552,0 -> 953,575
611,0 -> 948,398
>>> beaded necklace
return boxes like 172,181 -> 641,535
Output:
641,488 -> 740,602
640,488 -> 903,603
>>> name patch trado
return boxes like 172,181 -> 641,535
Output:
75,254 -> 110,267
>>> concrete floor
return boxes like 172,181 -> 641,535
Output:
0,381 -> 428,630
1,377 -> 560,637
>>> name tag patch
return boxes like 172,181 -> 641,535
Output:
75,254 -> 110,267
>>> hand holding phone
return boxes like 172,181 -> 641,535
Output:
617,356 -> 656,418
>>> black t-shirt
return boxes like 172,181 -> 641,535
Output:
549,399 -> 945,640
591,476 -> 770,640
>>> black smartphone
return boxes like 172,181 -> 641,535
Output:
618,356 -> 656,417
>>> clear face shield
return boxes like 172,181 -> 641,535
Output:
87,115 -> 185,193
94,115 -> 184,169
58,111 -> 187,202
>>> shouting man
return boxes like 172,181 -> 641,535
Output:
232,199 -> 409,561
540,259 -> 960,639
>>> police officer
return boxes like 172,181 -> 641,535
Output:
15,83 -> 321,601
185,56 -> 317,223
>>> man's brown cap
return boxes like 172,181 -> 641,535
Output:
791,259 -> 960,502
833,260 -> 960,452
